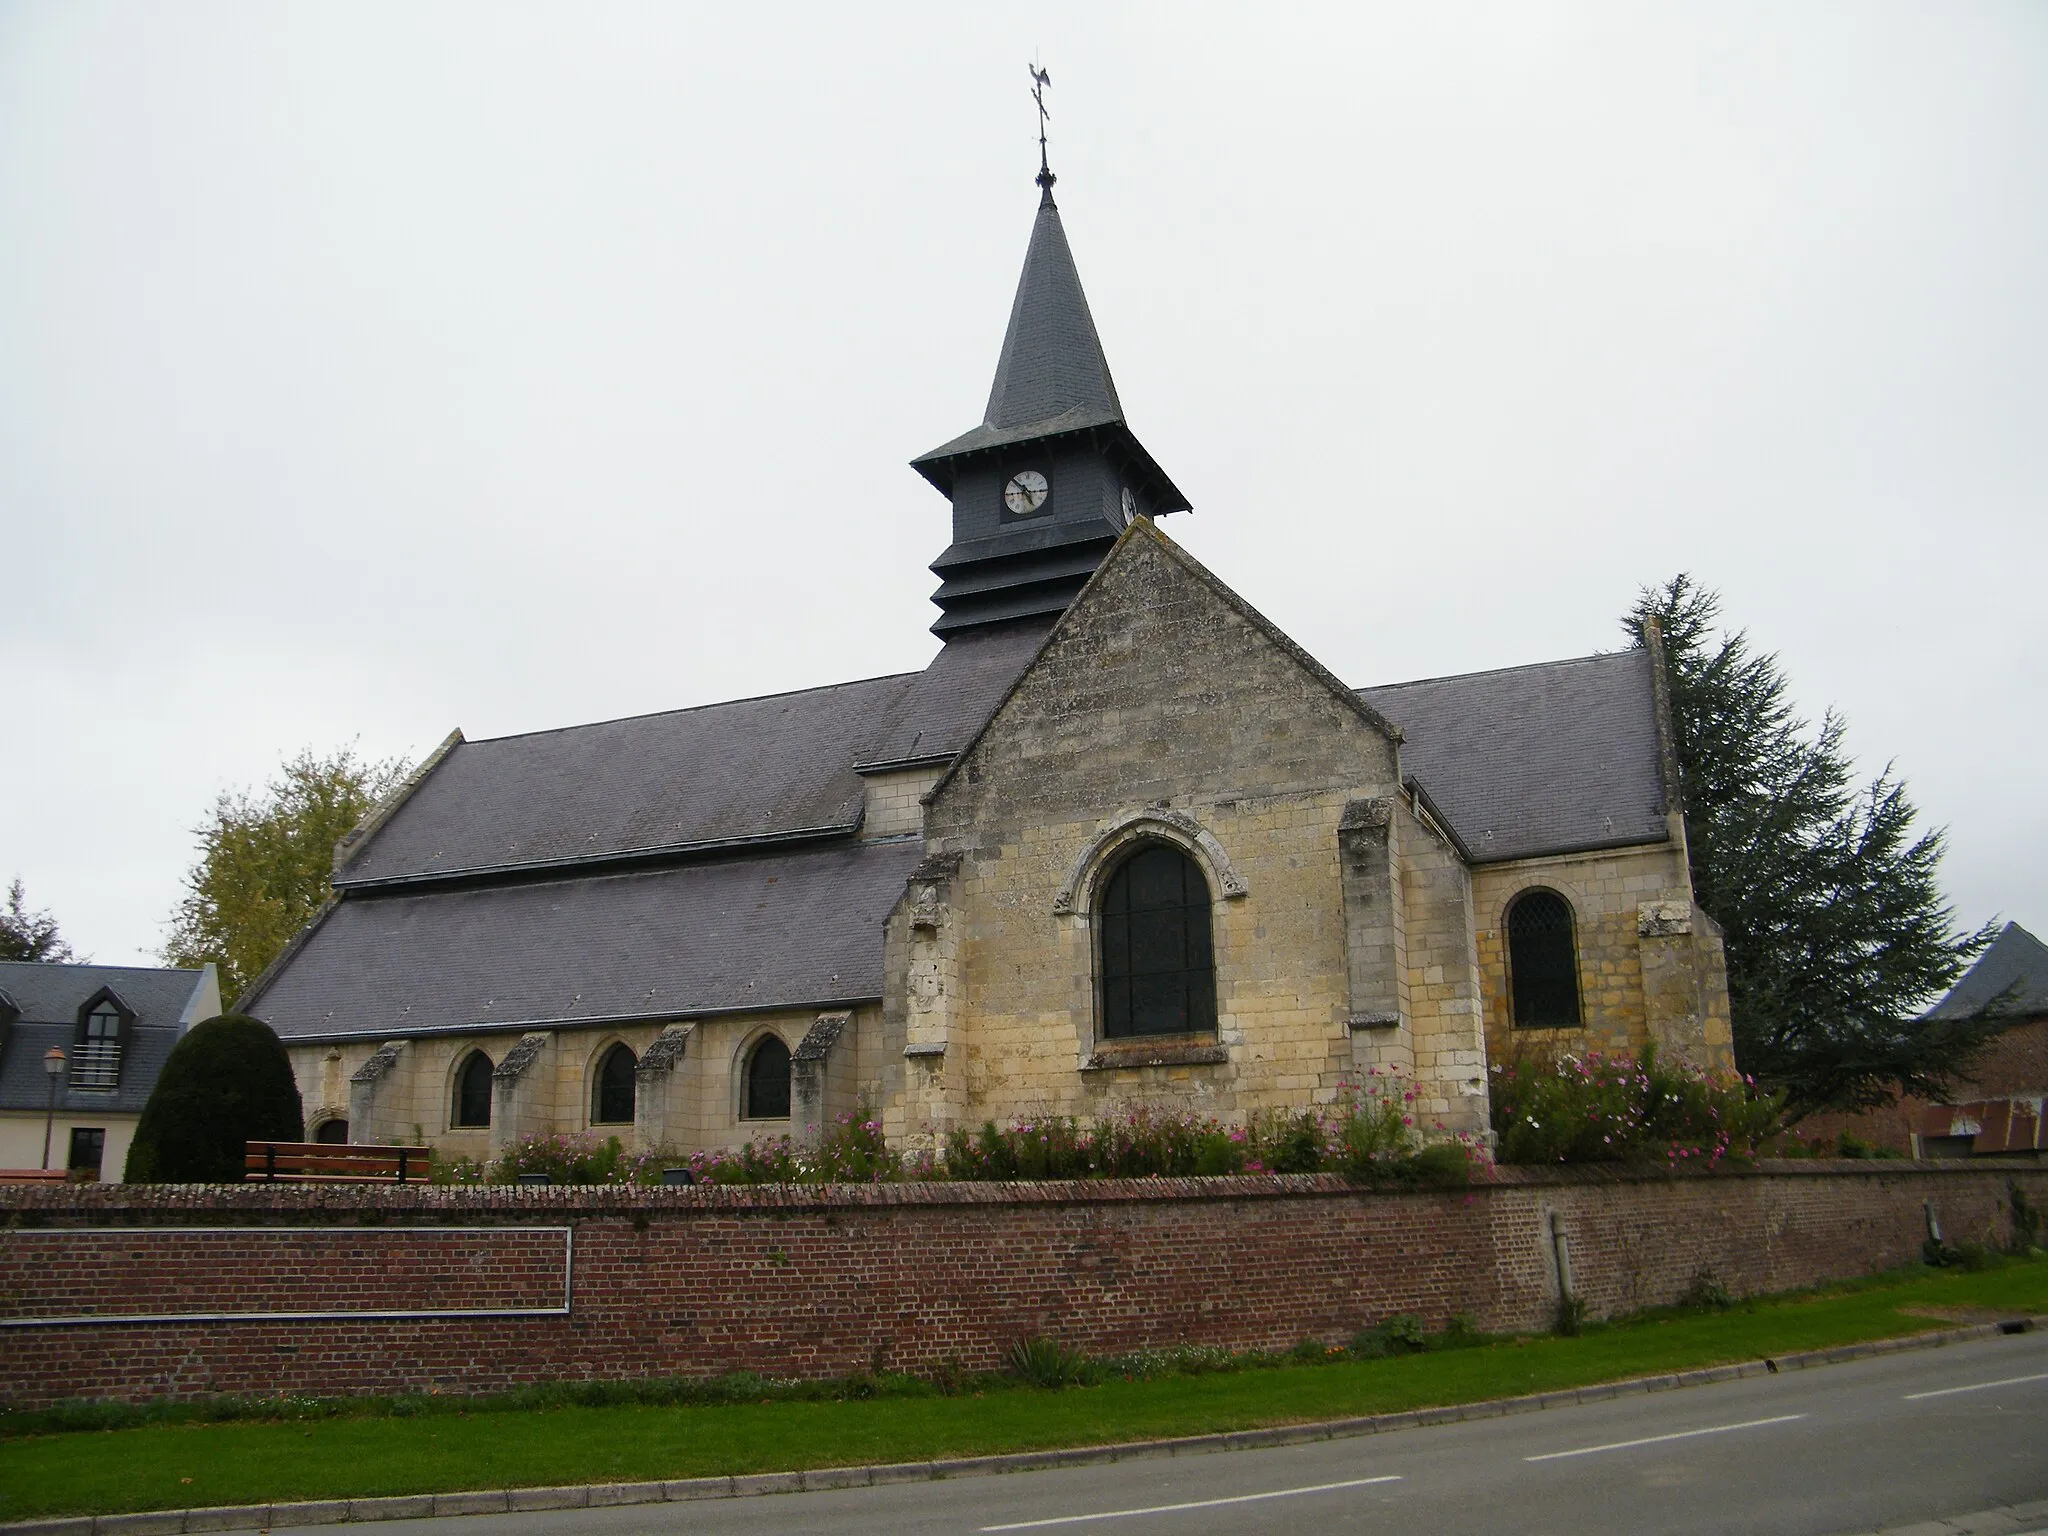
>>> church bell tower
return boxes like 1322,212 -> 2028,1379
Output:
912,153 -> 1189,636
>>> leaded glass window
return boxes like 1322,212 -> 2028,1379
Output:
1507,889 -> 1582,1027
454,1051 -> 494,1128
743,1036 -> 791,1120
1099,844 -> 1217,1039
593,1044 -> 637,1125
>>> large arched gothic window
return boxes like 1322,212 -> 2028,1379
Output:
592,1043 -> 637,1125
453,1050 -> 494,1128
743,1035 -> 791,1120
1507,889 -> 1582,1028
1099,843 -> 1217,1039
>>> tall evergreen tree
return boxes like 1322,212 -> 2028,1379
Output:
163,746 -> 409,1001
1626,576 -> 2000,1121
0,878 -> 79,963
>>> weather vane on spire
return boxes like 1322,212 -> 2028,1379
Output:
1030,61 -> 1055,198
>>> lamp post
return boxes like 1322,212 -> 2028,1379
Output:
41,1047 -> 65,1171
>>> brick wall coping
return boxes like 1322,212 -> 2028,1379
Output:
1,1158 -> 2035,1221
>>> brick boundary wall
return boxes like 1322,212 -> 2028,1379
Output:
0,1227 -> 570,1322
1,1161 -> 2041,1409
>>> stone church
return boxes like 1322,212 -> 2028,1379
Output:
244,169 -> 1734,1162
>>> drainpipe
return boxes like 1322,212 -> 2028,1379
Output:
1549,1210 -> 1575,1306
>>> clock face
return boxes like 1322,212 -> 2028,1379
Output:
1003,469 -> 1050,516
1119,486 -> 1138,526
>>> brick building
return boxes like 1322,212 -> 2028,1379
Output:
1801,922 -> 2047,1159
240,169 -> 1734,1160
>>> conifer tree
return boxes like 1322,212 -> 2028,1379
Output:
0,878 -> 79,963
125,1013 -> 304,1182
1625,576 -> 2000,1121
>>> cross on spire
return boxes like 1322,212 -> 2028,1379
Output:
1030,62 -> 1055,201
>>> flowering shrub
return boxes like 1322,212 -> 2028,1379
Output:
944,1109 -> 1240,1180
942,1115 -> 1100,1179
491,1133 -> 627,1185
939,1073 -> 1476,1186
455,1085 -> 1482,1188
686,1135 -> 807,1186
1489,1047 -> 1781,1167
812,1110 -> 902,1183
658,1105 -> 904,1186
429,1150 -> 487,1185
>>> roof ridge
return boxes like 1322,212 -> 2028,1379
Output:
464,667 -> 928,747
1357,648 -> 1642,695
0,960 -> 205,977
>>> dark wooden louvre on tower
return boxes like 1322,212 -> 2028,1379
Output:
912,183 -> 1190,635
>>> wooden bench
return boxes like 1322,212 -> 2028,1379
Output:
245,1142 -> 433,1183
0,1168 -> 71,1184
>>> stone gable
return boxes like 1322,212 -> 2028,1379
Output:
926,521 -> 1400,840
888,521 -> 1475,1144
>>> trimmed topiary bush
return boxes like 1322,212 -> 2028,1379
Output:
124,1013 -> 304,1182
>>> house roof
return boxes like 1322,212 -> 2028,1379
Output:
252,841 -> 926,1043
1928,922 -> 2048,1020
0,962 -> 212,1115
1361,649 -> 1669,864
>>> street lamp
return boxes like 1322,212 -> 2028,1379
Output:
41,1047 -> 65,1171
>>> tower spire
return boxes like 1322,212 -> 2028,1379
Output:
1030,62 -> 1055,203
908,79 -> 1189,636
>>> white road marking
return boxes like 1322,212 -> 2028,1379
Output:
978,1474 -> 1402,1530
1524,1413 -> 1807,1462
1903,1371 -> 2048,1401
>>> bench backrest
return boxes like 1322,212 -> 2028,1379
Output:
0,1168 -> 71,1184
244,1142 -> 433,1182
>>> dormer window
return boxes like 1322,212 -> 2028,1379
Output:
73,991 -> 132,1089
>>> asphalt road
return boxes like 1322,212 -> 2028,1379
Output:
272,1329 -> 2048,1536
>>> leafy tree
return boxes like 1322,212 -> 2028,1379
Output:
124,1013 -> 304,1182
0,878 -> 80,963
163,746 -> 409,1001
1625,576 -> 1998,1121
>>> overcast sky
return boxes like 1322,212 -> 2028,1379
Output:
3,2 -> 2043,972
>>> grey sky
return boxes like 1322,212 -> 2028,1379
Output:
3,2 -> 2042,970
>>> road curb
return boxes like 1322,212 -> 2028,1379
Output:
1856,1494 -> 2048,1534
8,1314 -> 2041,1533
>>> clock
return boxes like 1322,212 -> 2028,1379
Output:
1003,469 -> 1050,516
1119,486 -> 1138,526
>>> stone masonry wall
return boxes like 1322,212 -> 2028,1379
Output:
1472,843 -> 1734,1074
285,1006 -> 888,1165
907,523 -> 1415,1139
3,1163 -> 2039,1409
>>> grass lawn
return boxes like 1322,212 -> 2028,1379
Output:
3,1257 -> 2044,1522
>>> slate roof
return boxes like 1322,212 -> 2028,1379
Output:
252,600 -> 1674,1042
1928,923 -> 2048,1021
911,192 -> 1189,515
0,962 -> 212,1115
854,617 -> 1055,769
335,673 -> 917,888
252,841 -> 926,1043
338,625 -> 1055,891
1360,649 -> 1669,863
918,188 -> 1121,462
